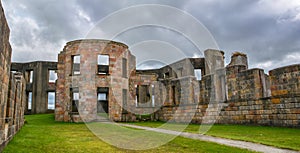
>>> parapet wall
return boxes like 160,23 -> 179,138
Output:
226,67 -> 268,101
214,65 -> 298,126
269,64 -> 300,97
158,63 -> 300,127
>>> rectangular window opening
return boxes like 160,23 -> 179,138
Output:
72,55 -> 80,75
27,70 -> 33,83
135,85 -> 138,107
172,86 -> 176,105
136,85 -> 151,107
97,87 -> 109,113
28,92 -> 32,110
97,55 -> 109,74
151,84 -> 155,107
122,58 -> 127,78
97,93 -> 107,101
71,88 -> 79,112
194,69 -> 202,80
164,72 -> 170,79
48,92 -> 55,110
49,70 -> 57,83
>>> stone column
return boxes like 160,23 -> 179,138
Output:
204,49 -> 224,75
204,49 -> 225,102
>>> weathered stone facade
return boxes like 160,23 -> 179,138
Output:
54,39 -> 300,127
1,0 -> 297,128
55,40 -> 136,122
157,53 -> 300,127
0,0 -> 12,147
3,73 -> 26,148
0,0 -> 298,150
0,1 -> 26,151
11,62 -> 57,114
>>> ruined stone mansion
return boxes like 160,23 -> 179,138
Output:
0,0 -> 300,151
51,39 -> 300,127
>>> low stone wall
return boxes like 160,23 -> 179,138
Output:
158,96 -> 300,127
219,97 -> 300,126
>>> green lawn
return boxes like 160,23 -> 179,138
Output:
3,114 -> 254,153
128,121 -> 300,151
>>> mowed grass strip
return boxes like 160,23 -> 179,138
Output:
129,121 -> 300,151
3,114 -> 254,153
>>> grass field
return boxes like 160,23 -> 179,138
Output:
129,121 -> 300,151
3,114 -> 254,153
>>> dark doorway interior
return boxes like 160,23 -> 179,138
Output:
97,87 -> 109,114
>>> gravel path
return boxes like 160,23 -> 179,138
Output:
120,124 -> 299,153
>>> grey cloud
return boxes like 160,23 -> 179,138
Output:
183,0 -> 300,71
2,0 -> 300,72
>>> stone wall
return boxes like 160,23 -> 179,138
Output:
0,73 -> 26,151
55,39 -> 135,122
217,64 -> 300,127
4,73 -> 26,139
226,67 -> 268,101
0,2 -> 26,151
52,44 -> 297,127
0,0 -> 12,150
158,61 -> 300,127
11,62 -> 57,114
53,39 -> 300,127
269,64 -> 300,97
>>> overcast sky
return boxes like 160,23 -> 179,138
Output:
2,0 -> 300,72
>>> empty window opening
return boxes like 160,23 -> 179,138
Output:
164,72 -> 170,79
28,92 -> 32,110
97,87 -> 109,113
72,55 -> 80,75
122,58 -> 127,78
71,88 -> 79,112
29,70 -> 33,83
98,93 -> 107,101
136,85 -> 151,107
194,69 -> 202,80
98,55 -> 109,65
172,86 -> 176,105
97,55 -> 109,74
135,85 -> 138,107
5,88 -> 13,121
151,85 -> 155,107
49,70 -> 57,83
48,92 -> 55,110
13,93 -> 17,124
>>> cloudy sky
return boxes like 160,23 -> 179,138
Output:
2,0 -> 300,72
